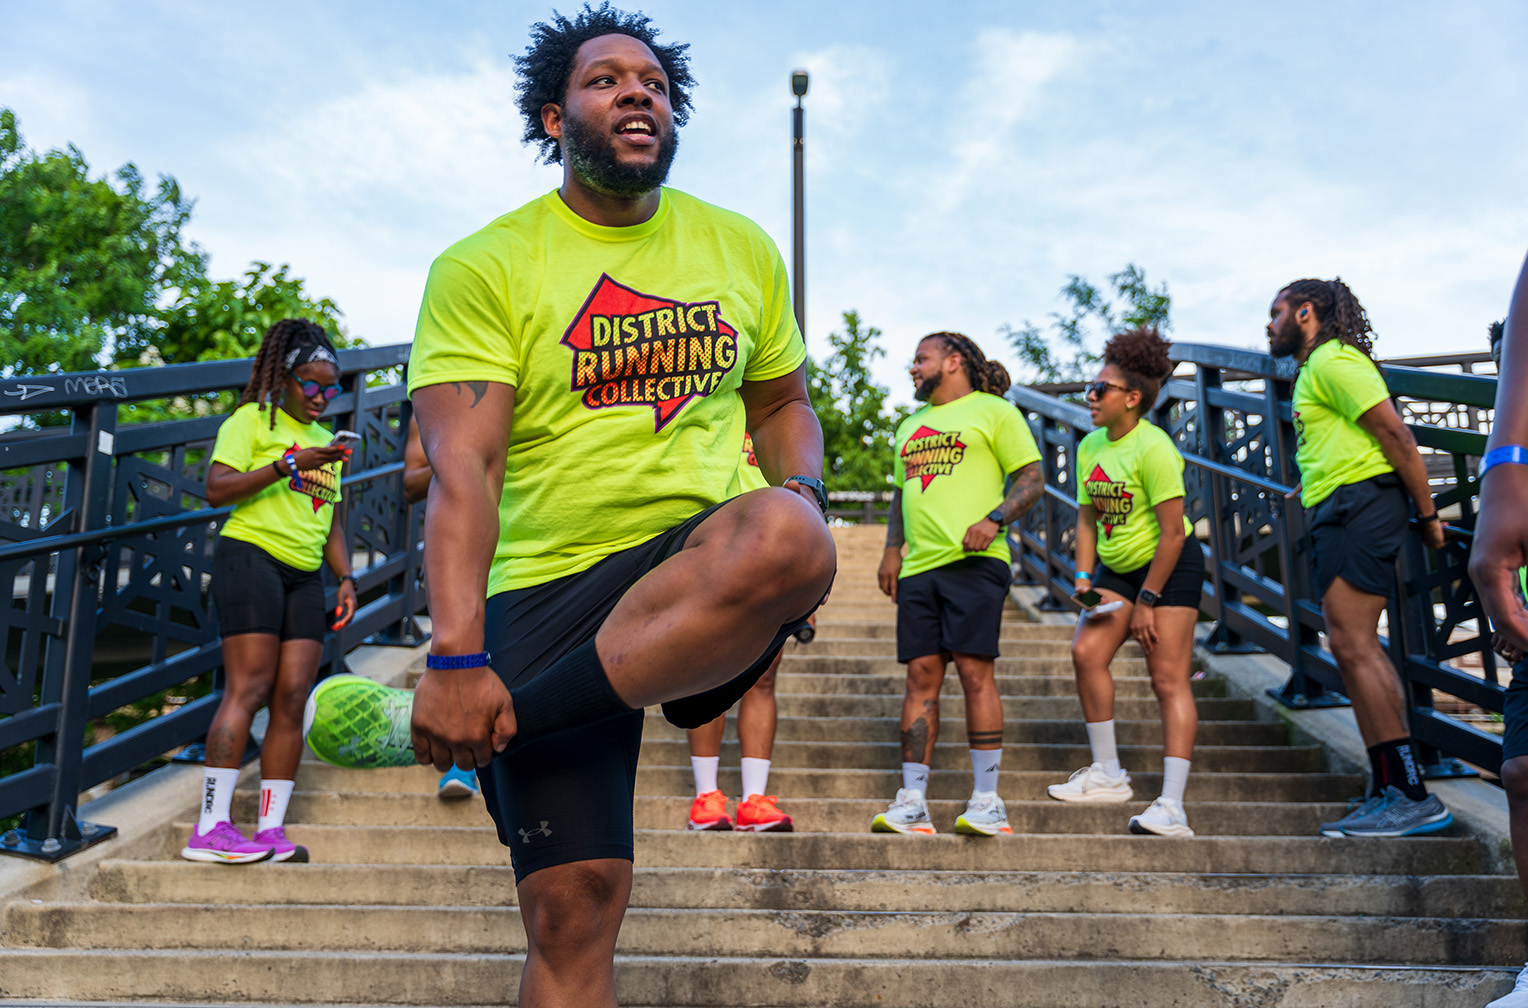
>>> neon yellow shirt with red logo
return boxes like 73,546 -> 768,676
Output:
1293,340 -> 1395,508
1075,420 -> 1193,574
408,188 -> 804,594
737,432 -> 769,492
893,391 -> 1040,579
211,402 -> 342,571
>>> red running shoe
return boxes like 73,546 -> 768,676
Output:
736,793 -> 794,832
686,789 -> 733,831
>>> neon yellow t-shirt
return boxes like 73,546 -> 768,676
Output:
1294,340 -> 1394,507
738,433 -> 769,492
1076,420 -> 1194,574
212,403 -> 342,571
408,188 -> 805,594
893,391 -> 1041,579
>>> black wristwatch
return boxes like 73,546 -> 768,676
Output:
986,508 -> 1005,527
1136,587 -> 1160,608
787,475 -> 829,514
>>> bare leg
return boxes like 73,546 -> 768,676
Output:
685,716 -> 726,760
1069,592 -> 1133,724
516,859 -> 632,1008
1321,577 -> 1407,745
952,652 -> 1002,750
260,638 -> 324,781
1144,607 -> 1199,759
736,652 -> 781,761
900,653 -> 948,764
204,633 -> 279,769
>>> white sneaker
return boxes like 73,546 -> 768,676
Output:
1046,763 -> 1133,803
1487,963 -> 1528,1007
870,788 -> 937,835
1129,796 -> 1194,837
954,792 -> 1012,837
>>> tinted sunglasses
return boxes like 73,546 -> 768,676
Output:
1084,380 -> 1131,399
288,370 -> 342,402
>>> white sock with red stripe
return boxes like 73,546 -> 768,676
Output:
196,767 -> 240,834
257,779 -> 295,833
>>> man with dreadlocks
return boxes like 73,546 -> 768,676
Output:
302,5 -> 833,1005
872,332 -> 1043,836
1268,278 -> 1451,838
184,319 -> 356,864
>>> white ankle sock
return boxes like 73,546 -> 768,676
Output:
1161,757 -> 1191,804
970,748 -> 1001,796
197,767 -> 240,833
740,757 -> 771,799
690,755 -> 720,796
257,779 -> 295,833
901,762 -> 930,795
1085,720 -> 1122,776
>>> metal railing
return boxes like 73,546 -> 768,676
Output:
1009,342 -> 1503,776
0,345 -> 425,860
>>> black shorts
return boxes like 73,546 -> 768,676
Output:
212,536 -> 326,641
1308,473 -> 1407,599
477,501 -> 819,882
895,556 -> 1011,663
1094,537 -> 1205,609
1501,660 -> 1528,762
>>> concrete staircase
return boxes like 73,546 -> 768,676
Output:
1,525 -> 1523,1006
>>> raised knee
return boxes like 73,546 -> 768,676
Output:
1504,758 -> 1528,805
740,491 -> 835,580
523,865 -> 627,958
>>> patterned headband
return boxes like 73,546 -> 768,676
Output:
284,343 -> 338,371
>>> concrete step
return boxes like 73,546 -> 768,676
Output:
775,655 -> 1160,677
812,619 -> 1076,641
160,824 -> 1490,875
633,739 -> 1324,773
0,949 -> 1514,1007
90,861 -> 1528,919
757,692 -> 1243,719
9,902 -> 1523,966
768,672 -> 1217,698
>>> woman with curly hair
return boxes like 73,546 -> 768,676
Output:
1046,325 -> 1204,837
180,318 -> 358,864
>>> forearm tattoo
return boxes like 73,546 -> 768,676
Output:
992,463 -> 1044,524
885,488 -> 905,548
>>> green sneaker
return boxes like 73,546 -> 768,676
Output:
303,675 -> 415,768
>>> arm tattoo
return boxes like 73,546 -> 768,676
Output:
993,463 -> 1044,524
451,381 -> 489,408
885,487 -> 905,548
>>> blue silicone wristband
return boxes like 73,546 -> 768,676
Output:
1075,571 -> 1092,580
425,651 -> 492,670
1481,445 -> 1528,480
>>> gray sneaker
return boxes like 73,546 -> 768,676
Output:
1338,786 -> 1452,838
1318,793 -> 1385,838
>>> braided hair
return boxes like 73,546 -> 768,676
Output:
924,331 -> 1012,396
1279,277 -> 1377,359
240,319 -> 337,430
514,2 -> 696,166
1102,325 -> 1173,413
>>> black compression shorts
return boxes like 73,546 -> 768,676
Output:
1094,536 -> 1205,609
212,536 -> 326,641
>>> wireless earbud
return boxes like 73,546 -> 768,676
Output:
1299,310 -> 1307,319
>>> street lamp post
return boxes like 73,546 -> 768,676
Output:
791,69 -> 808,345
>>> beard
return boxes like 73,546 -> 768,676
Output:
913,372 -> 941,402
1268,315 -> 1304,359
562,109 -> 679,199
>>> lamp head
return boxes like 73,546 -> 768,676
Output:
791,70 -> 809,98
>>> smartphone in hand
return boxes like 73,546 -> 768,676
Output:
1073,588 -> 1124,617
330,429 -> 361,448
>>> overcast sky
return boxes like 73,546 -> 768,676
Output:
6,0 -> 1525,403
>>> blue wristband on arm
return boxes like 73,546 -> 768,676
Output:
1481,445 -> 1528,480
425,651 -> 492,670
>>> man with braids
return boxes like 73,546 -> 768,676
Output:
1268,277 -> 1450,837
184,319 -> 357,864
302,6 -> 833,1005
1049,326 -> 1204,837
872,332 -> 1043,836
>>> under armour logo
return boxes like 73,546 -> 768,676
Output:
519,821 -> 552,843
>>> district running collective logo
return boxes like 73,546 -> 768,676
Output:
1084,463 -> 1132,538
901,425 -> 966,490
562,274 -> 739,432
286,444 -> 340,513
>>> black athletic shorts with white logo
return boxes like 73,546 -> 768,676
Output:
212,536 -> 326,641
1094,536 -> 1205,609
476,499 -> 820,882
1308,472 -> 1407,599
895,555 -> 1011,663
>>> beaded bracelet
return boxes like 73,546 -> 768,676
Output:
425,651 -> 492,670
1481,444 -> 1528,480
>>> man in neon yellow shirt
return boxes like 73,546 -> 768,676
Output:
873,332 -> 1043,837
1269,278 -> 1448,839
306,9 -> 835,1007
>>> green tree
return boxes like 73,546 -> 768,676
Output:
0,107 -> 207,376
1002,264 -> 1172,384
808,310 -> 900,492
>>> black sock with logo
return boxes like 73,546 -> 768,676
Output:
506,638 -> 634,752
1366,746 -> 1388,798
1370,738 -> 1427,801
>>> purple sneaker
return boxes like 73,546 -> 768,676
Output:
252,827 -> 309,863
179,821 -> 273,864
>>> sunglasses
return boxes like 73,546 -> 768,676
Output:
1084,380 -> 1131,399
288,370 -> 342,402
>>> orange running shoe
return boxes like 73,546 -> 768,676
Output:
736,793 -> 794,832
686,789 -> 733,831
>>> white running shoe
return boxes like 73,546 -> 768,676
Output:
870,788 -> 937,835
1046,763 -> 1133,803
1129,796 -> 1194,837
954,792 -> 1012,836
1487,963 -> 1528,1007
